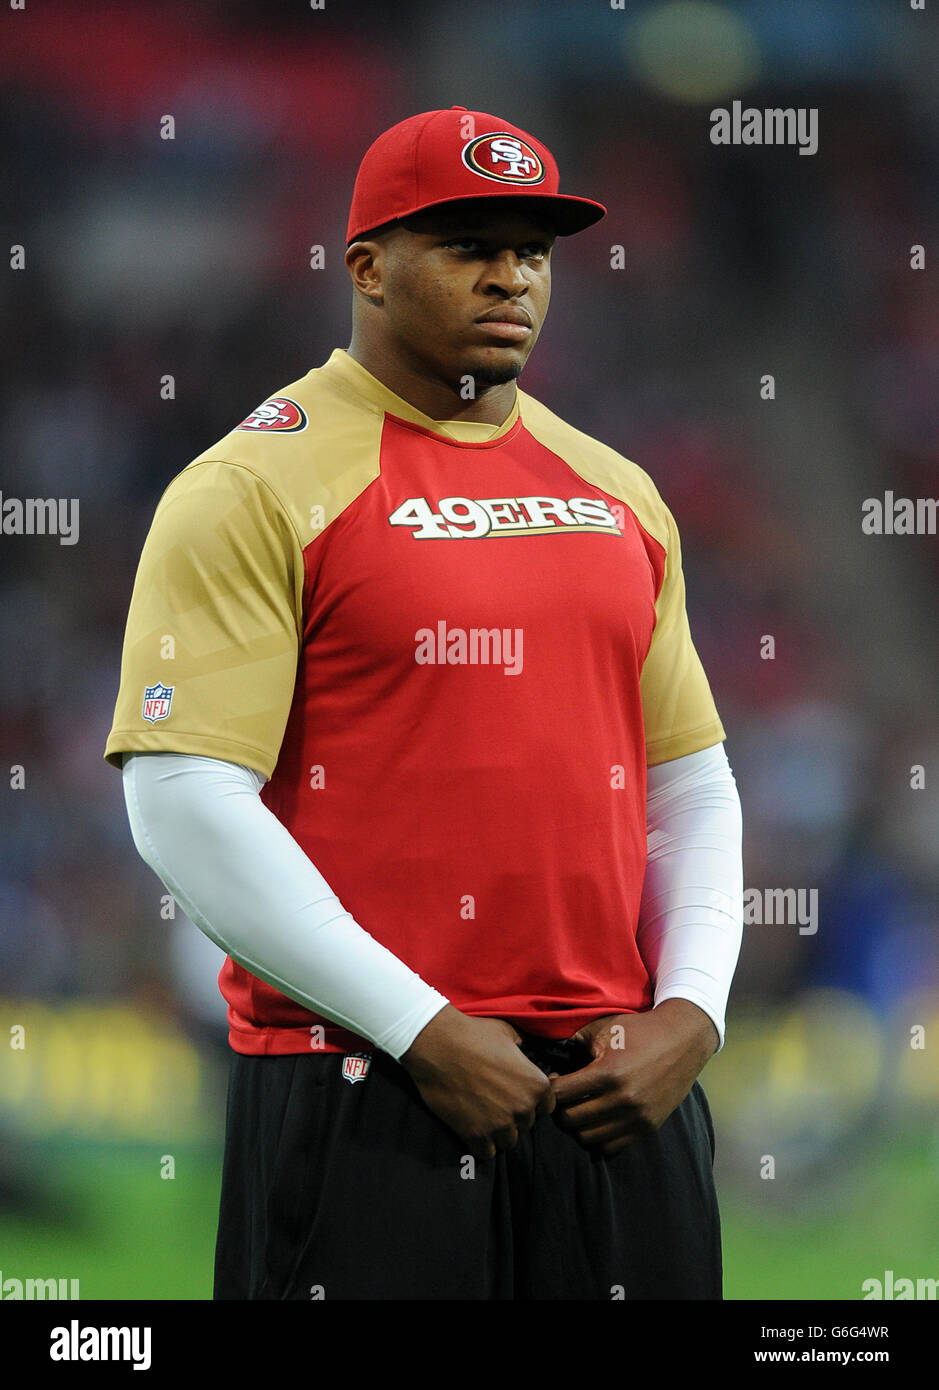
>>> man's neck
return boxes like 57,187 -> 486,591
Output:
345,339 -> 517,426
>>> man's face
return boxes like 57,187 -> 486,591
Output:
358,200 -> 556,390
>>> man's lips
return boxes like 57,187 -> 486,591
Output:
474,305 -> 533,341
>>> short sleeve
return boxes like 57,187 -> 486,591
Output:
104,460 -> 304,780
640,502 -> 725,765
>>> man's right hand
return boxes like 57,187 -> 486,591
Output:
399,1005 -> 555,1160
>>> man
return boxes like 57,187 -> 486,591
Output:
105,107 -> 743,1300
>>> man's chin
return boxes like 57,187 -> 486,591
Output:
464,358 -> 524,388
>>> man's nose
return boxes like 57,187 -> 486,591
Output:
483,252 -> 529,294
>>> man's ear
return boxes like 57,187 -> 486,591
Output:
345,239 -> 385,304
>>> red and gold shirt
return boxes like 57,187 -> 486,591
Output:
105,348 -> 725,1053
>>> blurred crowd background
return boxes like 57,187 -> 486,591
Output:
1,0 -> 936,1298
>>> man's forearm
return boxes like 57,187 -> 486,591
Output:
651,998 -> 720,1061
122,751 -> 449,1059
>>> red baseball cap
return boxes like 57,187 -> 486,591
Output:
346,106 -> 606,245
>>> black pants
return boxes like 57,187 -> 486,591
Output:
213,1032 -> 722,1300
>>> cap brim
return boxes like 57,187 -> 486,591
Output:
518,194 -> 607,236
348,192 -> 606,245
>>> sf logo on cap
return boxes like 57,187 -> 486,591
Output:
462,133 -> 545,185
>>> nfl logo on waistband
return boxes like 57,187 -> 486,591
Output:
341,1054 -> 371,1084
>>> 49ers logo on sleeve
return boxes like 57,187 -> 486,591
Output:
462,133 -> 545,185
236,397 -> 308,433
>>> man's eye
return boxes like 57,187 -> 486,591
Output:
444,239 -> 550,257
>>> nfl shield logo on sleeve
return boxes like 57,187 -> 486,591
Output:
341,1054 -> 372,1084
141,682 -> 174,723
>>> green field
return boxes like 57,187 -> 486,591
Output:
0,1143 -> 221,1300
721,1132 -> 939,1300
0,1132 -> 935,1300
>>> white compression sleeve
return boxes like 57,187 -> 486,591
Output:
638,742 -> 744,1052
122,751 -> 449,1059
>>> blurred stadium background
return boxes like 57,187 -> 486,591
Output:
0,0 -> 936,1300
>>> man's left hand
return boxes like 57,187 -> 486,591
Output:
549,999 -> 719,1158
